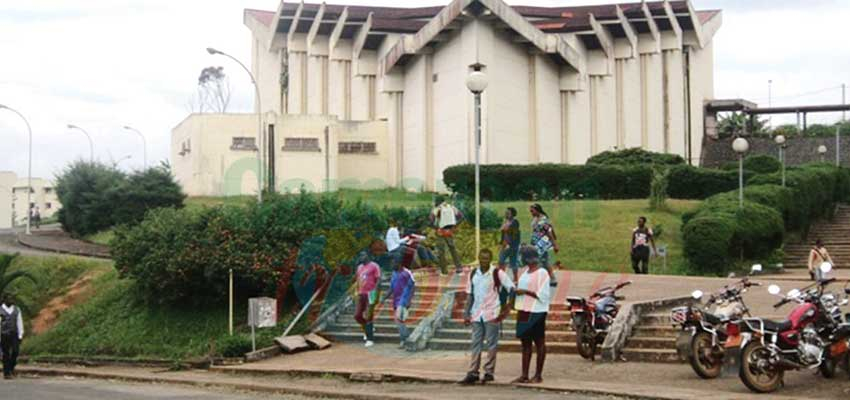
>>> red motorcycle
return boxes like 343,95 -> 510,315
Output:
724,265 -> 850,393
567,281 -> 632,361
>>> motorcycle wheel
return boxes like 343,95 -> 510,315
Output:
688,331 -> 722,379
739,341 -> 784,393
820,355 -> 837,379
575,324 -> 596,361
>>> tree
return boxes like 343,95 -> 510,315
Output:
717,112 -> 768,138
771,124 -> 799,137
196,66 -> 231,113
0,253 -> 36,299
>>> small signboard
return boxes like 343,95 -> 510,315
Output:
656,245 -> 668,257
249,297 -> 277,328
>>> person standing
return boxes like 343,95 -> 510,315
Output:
430,196 -> 464,275
529,204 -> 559,286
33,207 -> 41,229
512,246 -> 550,384
499,207 -> 521,282
385,220 -> 404,269
389,262 -> 415,348
808,239 -> 834,281
630,217 -> 657,275
0,295 -> 24,379
459,249 -> 515,384
354,255 -> 381,347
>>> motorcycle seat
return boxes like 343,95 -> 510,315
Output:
703,312 -> 724,325
761,319 -> 792,332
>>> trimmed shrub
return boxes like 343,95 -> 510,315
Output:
743,155 -> 782,174
587,148 -> 685,166
666,165 -> 743,200
682,215 -> 736,274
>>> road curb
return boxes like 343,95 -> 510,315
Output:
17,366 -> 417,400
16,233 -> 111,259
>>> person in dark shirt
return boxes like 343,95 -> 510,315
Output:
498,207 -> 521,281
630,216 -> 657,275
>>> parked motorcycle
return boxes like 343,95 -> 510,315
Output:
672,265 -> 761,379
724,262 -> 850,393
567,280 -> 632,361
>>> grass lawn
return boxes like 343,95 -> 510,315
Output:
83,230 -> 115,246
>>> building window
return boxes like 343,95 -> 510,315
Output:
44,187 -> 52,194
231,137 -> 257,151
338,142 -> 377,154
282,137 -> 320,152
179,139 -> 192,156
45,202 -> 52,209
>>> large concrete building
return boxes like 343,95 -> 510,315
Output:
172,0 -> 721,195
0,172 -> 60,229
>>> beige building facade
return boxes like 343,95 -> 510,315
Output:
172,0 -> 721,195
0,172 -> 60,229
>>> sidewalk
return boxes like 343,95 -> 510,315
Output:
16,227 -> 110,259
212,343 -> 846,399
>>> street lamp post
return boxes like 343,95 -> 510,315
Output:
774,135 -> 786,187
768,80 -> 773,129
123,126 -> 147,169
818,145 -> 828,163
67,124 -> 94,162
732,137 -> 749,208
0,104 -> 33,235
466,70 -> 488,258
207,47 -> 264,203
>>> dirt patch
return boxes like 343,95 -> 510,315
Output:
31,271 -> 101,335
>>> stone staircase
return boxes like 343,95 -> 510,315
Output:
321,269 -> 454,345
783,205 -> 850,269
620,308 -> 680,363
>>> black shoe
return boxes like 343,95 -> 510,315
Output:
481,374 -> 494,383
458,374 -> 479,385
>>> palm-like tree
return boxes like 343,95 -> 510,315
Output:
0,253 -> 37,298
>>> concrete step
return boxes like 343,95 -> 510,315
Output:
625,336 -> 677,349
324,331 -> 405,344
433,328 -> 576,342
445,318 -> 573,328
639,313 -> 674,325
620,348 -> 681,363
327,322 -> 403,334
631,325 -> 679,338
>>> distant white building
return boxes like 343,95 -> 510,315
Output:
172,0 -> 721,195
0,171 -> 60,229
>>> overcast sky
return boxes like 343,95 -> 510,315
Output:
1,0 -> 848,179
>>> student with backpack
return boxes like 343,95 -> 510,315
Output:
458,249 -> 515,384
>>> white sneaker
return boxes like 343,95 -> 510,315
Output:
399,341 -> 406,349
363,335 -> 368,341
365,340 -> 375,347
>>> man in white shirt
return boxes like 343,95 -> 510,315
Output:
459,249 -> 515,384
429,197 -> 464,275
385,220 -> 405,269
0,295 -> 24,379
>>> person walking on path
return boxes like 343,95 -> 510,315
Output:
630,216 -> 657,275
0,295 -> 24,379
529,204 -> 559,287
385,220 -> 404,269
354,255 -> 381,347
499,207 -> 521,282
389,262 -> 415,348
512,246 -> 550,384
809,239 -> 834,281
430,196 -> 464,275
459,249 -> 515,385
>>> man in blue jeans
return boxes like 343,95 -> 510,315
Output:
389,263 -> 415,348
498,207 -> 521,281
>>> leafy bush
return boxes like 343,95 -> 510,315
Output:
56,161 -> 185,237
587,148 -> 685,166
682,215 -> 736,274
743,155 -> 781,174
216,334 -> 253,358
649,167 -> 670,210
666,165 -> 744,200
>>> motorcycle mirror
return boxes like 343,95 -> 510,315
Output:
750,264 -> 763,273
691,290 -> 704,300
768,285 -> 781,295
841,299 -> 849,306
788,289 -> 801,298
820,262 -> 833,274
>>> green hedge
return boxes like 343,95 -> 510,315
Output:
443,163 -> 739,201
720,154 -> 781,174
587,148 -> 685,166
682,165 -> 850,274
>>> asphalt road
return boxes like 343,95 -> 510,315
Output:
4,376 -> 626,400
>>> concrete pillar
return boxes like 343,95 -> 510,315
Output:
640,53 -> 664,152
663,49 -> 686,156
287,51 -> 308,114
424,54 -> 435,191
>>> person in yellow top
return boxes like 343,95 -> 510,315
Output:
808,239 -> 834,281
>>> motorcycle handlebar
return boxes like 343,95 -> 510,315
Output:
773,298 -> 790,308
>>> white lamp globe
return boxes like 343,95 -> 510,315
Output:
466,71 -> 488,93
774,135 -> 786,145
818,145 -> 828,154
732,137 -> 749,154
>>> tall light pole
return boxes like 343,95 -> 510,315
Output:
207,47 -> 264,203
818,145 -> 828,163
466,70 -> 488,258
67,124 -> 94,162
768,79 -> 773,129
732,137 -> 749,208
774,135 -> 786,187
0,104 -> 33,235
123,126 -> 147,169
